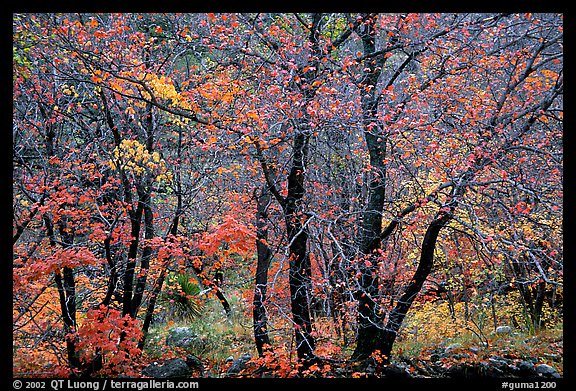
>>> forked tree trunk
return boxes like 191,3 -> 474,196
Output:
377,211 -> 452,360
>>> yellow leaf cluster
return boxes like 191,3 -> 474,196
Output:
108,139 -> 172,183
61,84 -> 79,98
146,74 -> 179,101
142,74 -> 199,115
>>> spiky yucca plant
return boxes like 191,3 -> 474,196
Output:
161,272 -> 203,321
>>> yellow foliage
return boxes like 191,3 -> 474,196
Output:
401,301 -> 470,344
108,139 -> 172,183
400,291 -> 562,347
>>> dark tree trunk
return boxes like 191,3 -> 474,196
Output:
141,124 -> 184,348
139,215 -> 179,350
54,268 -> 82,372
100,235 -> 118,308
250,13 -> 325,363
532,280 -> 546,330
122,201 -> 144,318
351,133 -> 387,360
377,211 -> 452,360
253,185 -> 273,356
139,268 -> 166,349
512,255 -> 547,331
351,14 -> 389,361
41,113 -> 83,373
125,103 -> 156,319
285,130 -> 315,361
132,184 -> 155,317
213,270 -> 232,315
45,216 -> 82,373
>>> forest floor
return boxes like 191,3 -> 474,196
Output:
142,293 -> 563,379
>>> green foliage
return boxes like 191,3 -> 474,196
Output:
160,272 -> 203,321
185,295 -> 253,360
145,294 -> 254,376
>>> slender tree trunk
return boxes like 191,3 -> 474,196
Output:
54,269 -> 82,372
139,268 -> 167,350
100,235 -> 118,308
253,185 -> 273,356
41,121 -> 83,373
122,202 -> 144,317
351,14 -> 389,361
377,211 -> 452,360
511,255 -> 547,331
351,133 -> 387,360
249,13 -> 325,363
141,124 -> 184,347
285,130 -> 315,361
126,103 -> 156,318
138,187 -> 182,349
132,103 -> 157,317
132,185 -> 155,317
213,269 -> 232,315
532,280 -> 546,330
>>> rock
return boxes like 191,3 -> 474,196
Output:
515,361 -> 537,377
535,363 -> 561,378
488,356 -> 515,373
166,327 -> 205,351
489,356 -> 512,367
185,355 -> 204,377
185,354 -> 203,368
448,361 -> 513,378
382,363 -> 411,378
444,343 -> 462,354
446,363 -> 486,378
495,326 -> 512,335
226,353 -> 252,376
143,358 -> 192,378
517,361 -> 535,371
430,348 -> 446,362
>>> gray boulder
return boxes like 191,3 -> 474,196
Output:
143,358 -> 192,378
226,353 -> 252,376
495,326 -> 512,335
488,356 -> 514,372
166,327 -> 205,351
535,363 -> 561,378
430,348 -> 446,362
445,343 -> 463,354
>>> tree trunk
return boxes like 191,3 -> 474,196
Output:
285,130 -> 315,361
351,132 -> 387,360
141,124 -> 184,348
132,185 -> 155,318
213,270 -> 232,315
377,211 -> 452,360
351,14 -> 389,361
139,268 -> 167,350
253,185 -> 273,356
54,269 -> 82,372
122,201 -> 144,318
